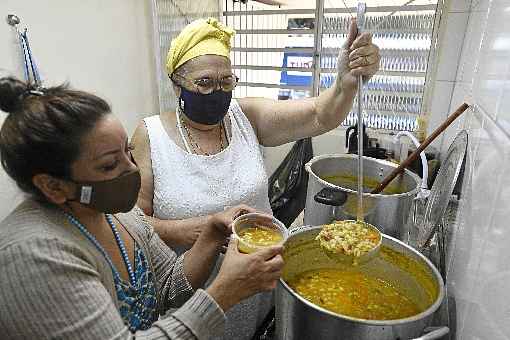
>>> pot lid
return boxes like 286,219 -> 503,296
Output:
417,130 -> 468,248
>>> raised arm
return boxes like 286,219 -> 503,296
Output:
239,19 -> 380,147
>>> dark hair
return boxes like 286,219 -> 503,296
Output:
0,77 -> 111,198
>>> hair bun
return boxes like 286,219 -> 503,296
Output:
0,77 -> 28,114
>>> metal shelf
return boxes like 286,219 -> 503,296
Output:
238,82 -> 310,91
233,66 -> 425,77
376,70 -> 426,77
165,27 -> 433,39
223,9 -> 315,16
234,29 -> 314,35
158,12 -> 219,19
351,108 -> 421,116
341,111 -> 420,131
363,90 -> 423,98
323,28 -> 432,35
234,29 -> 432,36
161,30 -> 184,36
359,109 -> 419,116
223,5 -> 436,17
322,47 -> 430,56
232,65 -> 312,72
319,88 -> 423,98
231,47 -> 314,53
231,47 -> 429,56
319,68 -> 426,77
340,123 -> 417,132
324,4 -> 437,14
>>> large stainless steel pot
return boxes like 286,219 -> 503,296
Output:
275,225 -> 446,340
304,154 -> 421,239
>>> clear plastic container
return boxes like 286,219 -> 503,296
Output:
232,213 -> 288,254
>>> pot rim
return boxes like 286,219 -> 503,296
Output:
305,153 -> 422,198
278,226 -> 445,326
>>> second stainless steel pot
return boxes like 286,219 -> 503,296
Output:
304,154 -> 422,239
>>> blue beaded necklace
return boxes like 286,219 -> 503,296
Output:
64,212 -> 137,286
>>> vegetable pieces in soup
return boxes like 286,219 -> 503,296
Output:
316,221 -> 379,257
288,269 -> 421,320
238,226 -> 283,247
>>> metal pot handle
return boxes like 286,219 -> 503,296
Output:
314,187 -> 348,206
288,225 -> 315,236
410,326 -> 449,340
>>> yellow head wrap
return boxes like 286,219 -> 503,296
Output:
166,18 -> 235,76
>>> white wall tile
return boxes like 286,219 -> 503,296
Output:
472,0 -> 510,121
453,115 -> 510,339
448,0 -> 472,13
439,83 -> 472,156
436,12 -> 470,82
456,11 -> 488,84
496,74 -> 510,129
464,105 -> 485,157
450,82 -> 472,112
435,0 -> 510,338
447,108 -> 491,292
427,9 -> 470,154
470,0 -> 491,13
461,302 -> 510,339
490,0 -> 510,127
428,80 -> 455,149
447,109 -> 493,336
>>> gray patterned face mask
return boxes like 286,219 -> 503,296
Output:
70,169 -> 141,214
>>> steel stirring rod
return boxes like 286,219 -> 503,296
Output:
356,2 -> 366,222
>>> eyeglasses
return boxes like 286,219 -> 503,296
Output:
172,73 -> 239,95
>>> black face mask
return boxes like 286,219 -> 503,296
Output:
179,86 -> 232,125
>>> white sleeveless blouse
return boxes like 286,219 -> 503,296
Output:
143,100 -> 273,340
144,99 -> 271,220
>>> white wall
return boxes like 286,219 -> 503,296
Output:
0,0 -> 159,220
434,0 -> 510,338
423,0 -> 470,150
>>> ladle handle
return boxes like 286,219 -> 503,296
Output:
356,2 -> 367,222
371,103 -> 469,194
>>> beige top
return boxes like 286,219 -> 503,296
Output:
0,199 -> 225,339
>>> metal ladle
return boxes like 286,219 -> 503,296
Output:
356,2 -> 366,223
320,219 -> 382,266
318,3 -> 382,266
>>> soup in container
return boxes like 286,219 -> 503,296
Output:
232,213 -> 288,254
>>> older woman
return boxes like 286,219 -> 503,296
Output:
131,17 -> 380,339
0,77 -> 284,339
